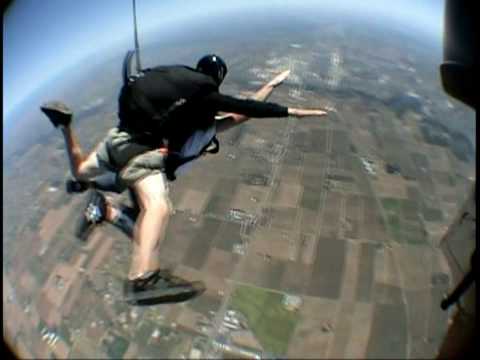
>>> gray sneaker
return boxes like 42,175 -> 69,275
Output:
124,269 -> 206,306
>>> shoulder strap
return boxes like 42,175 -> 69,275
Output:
122,50 -> 135,85
203,136 -> 219,154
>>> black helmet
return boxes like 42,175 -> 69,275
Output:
196,54 -> 228,84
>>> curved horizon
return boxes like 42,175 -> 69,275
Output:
4,0 -> 443,120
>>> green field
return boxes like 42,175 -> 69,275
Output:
229,284 -> 300,355
381,198 -> 403,214
381,197 -> 427,245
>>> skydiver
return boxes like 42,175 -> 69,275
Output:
41,55 -> 328,305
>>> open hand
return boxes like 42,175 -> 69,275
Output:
268,70 -> 291,88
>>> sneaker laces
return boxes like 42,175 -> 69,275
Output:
85,203 -> 104,223
134,270 -> 190,291
133,270 -> 162,290
166,274 -> 190,286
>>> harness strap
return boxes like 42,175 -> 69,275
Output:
204,136 -> 220,154
164,135 -> 219,181
105,140 -> 120,172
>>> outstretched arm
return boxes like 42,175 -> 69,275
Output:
215,70 -> 328,133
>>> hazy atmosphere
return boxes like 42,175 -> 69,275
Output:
4,0 -> 442,118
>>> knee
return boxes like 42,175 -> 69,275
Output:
76,159 -> 100,181
134,173 -> 171,216
75,165 -> 90,181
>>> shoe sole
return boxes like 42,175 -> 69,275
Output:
40,101 -> 72,127
124,281 -> 206,305
66,179 -> 90,194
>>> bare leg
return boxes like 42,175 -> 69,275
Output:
58,125 -> 137,242
60,125 -> 86,179
59,125 -> 104,181
216,70 -> 291,132
252,69 -> 290,101
128,173 -> 171,280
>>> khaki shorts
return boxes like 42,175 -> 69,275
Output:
95,128 -> 167,187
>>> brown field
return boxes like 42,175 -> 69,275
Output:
423,145 -> 453,172
86,236 -> 115,276
175,189 -> 210,214
231,330 -> 264,351
319,191 -> 343,239
175,264 -> 228,296
62,276 -> 88,317
251,227 -> 295,262
302,153 -> 328,171
343,302 -> 374,358
202,248 -> 237,280
15,340 -> 35,359
123,344 -> 139,359
298,233 -> 318,265
38,207 -> 69,244
357,197 -> 385,242
36,292 -> 61,327
339,241 -> 361,302
83,230 -> 103,252
271,181 -> 302,208
38,195 -> 84,243
372,171 -> 409,199
19,271 -> 36,295
240,132 -> 263,148
328,301 -> 356,358
392,244 -> 444,291
307,236 -> 346,299
72,252 -> 89,268
176,305 -> 201,334
51,339 -> 69,359
268,206 -> 300,232
300,208 -> 319,235
279,261 -> 312,294
4,298 -> 22,338
32,334 -> 52,359
160,213 -> 199,265
287,296 -> 338,358
344,195 -> 361,239
42,262 -> 79,309
376,248 -> 402,290
279,164 -> 301,184
238,253 -> 286,290
350,128 -> 378,156
431,170 -> 454,188
229,183 -> 268,214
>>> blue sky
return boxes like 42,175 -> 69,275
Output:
3,0 -> 443,119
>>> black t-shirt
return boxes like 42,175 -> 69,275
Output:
201,92 -> 289,118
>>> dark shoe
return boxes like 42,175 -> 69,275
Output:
124,269 -> 206,306
40,101 -> 73,128
66,179 -> 90,194
74,190 -> 107,241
